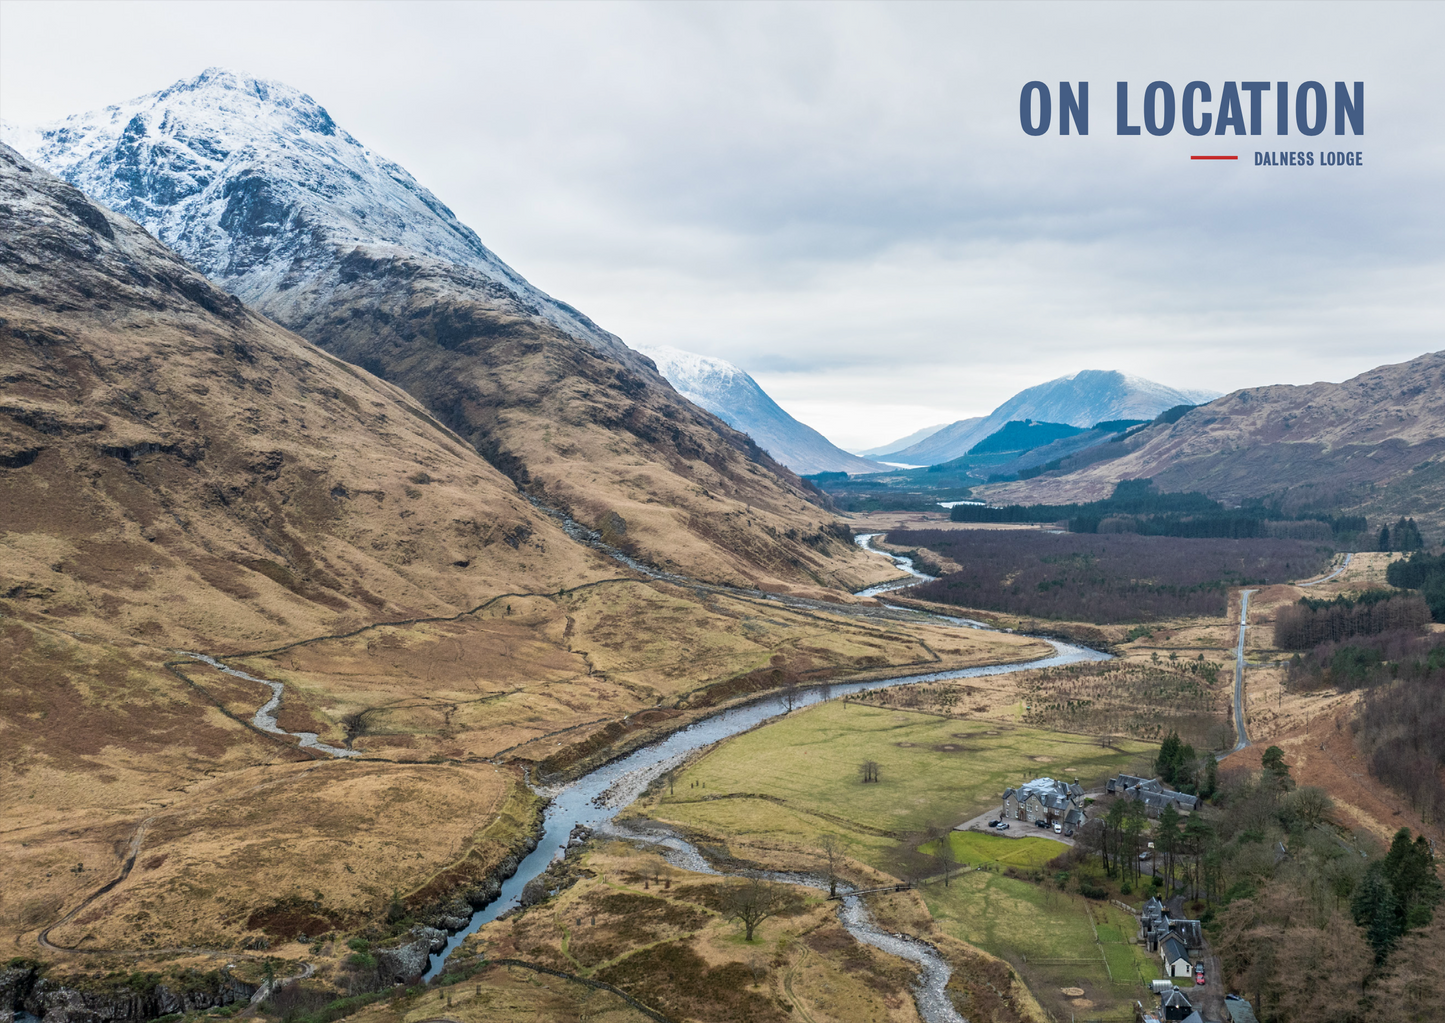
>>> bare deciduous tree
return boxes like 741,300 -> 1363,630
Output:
1282,786 -> 1333,829
818,833 -> 846,898
720,873 -> 797,941
781,681 -> 800,713
926,823 -> 958,886
859,760 -> 881,784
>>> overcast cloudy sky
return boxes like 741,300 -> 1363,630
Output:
3,1 -> 1441,450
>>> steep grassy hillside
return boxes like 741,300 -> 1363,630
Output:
0,143 -> 610,653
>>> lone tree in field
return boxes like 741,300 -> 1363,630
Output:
818,834 -> 846,898
927,823 -> 958,886
721,873 -> 797,941
859,760 -> 881,784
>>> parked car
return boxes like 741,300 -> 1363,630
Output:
1195,962 -> 1206,985
1063,828 -> 1074,837
1035,819 -> 1048,828
987,819 -> 1000,827
1139,851 -> 1153,861
997,822 -> 1009,830
1053,823 -> 1063,834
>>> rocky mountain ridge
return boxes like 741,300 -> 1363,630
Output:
983,352 -> 1445,533
2,68 -> 615,352
6,69 -> 884,593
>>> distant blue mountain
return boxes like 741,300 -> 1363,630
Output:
886,370 -> 1220,465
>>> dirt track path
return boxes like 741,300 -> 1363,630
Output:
37,816 -> 153,952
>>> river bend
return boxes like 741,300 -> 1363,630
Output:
415,537 -> 1108,1023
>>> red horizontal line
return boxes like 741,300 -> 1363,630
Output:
1191,155 -> 1238,161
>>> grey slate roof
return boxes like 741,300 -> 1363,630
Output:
1225,999 -> 1260,1023
1172,920 -> 1203,948
1162,987 -> 1193,1009
1163,936 -> 1189,965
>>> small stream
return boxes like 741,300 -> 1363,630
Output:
606,820 -> 968,1023
182,653 -> 360,757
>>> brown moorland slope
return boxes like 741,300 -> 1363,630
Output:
982,351 -> 1445,532
0,144 -> 613,652
0,139 -> 607,952
0,145 -> 1042,967
13,71 -> 890,595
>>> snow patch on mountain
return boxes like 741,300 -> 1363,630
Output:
1,67 -> 619,351
639,346 -> 886,476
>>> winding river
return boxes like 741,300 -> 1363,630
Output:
410,538 -> 1110,1023
853,532 -> 937,597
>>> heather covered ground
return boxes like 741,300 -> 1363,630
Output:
897,529 -> 1332,623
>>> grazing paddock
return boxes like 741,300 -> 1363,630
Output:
649,700 -> 1150,865
931,831 -> 1062,870
1017,658 -> 1232,747
923,871 -> 1158,1022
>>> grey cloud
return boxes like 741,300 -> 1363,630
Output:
1,0 -> 1440,447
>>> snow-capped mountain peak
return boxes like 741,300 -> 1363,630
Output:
2,68 -> 616,349
639,346 -> 885,476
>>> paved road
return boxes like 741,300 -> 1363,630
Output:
1296,552 -> 1354,588
1231,590 -> 1257,753
1229,554 -> 1355,755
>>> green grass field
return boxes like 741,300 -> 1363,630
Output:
923,871 -> 1159,1019
643,697 -> 1162,1020
930,831 -> 1062,869
655,700 -> 1150,855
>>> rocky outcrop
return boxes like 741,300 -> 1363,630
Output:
374,925 -> 447,986
1,964 -> 256,1023
514,826 -> 594,912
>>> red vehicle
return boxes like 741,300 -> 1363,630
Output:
1194,962 -> 1206,985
